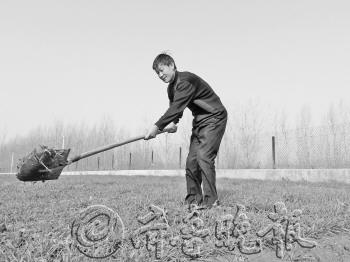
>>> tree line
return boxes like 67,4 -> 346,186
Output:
1,102 -> 350,172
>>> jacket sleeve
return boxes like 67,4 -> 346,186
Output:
169,101 -> 183,125
155,81 -> 195,130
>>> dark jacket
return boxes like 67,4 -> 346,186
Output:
155,71 -> 226,130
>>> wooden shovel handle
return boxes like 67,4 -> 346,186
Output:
69,127 -> 173,163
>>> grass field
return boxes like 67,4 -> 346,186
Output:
1,174 -> 350,261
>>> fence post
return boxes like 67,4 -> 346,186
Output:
179,147 -> 182,169
165,134 -> 168,168
151,150 -> 154,166
97,157 -> 100,170
10,152 -> 14,173
272,136 -> 276,169
129,152 -> 132,169
112,153 -> 115,170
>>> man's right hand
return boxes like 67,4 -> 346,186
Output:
144,125 -> 159,140
166,122 -> 178,133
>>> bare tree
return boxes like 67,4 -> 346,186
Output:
295,105 -> 313,168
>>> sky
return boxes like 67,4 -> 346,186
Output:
1,0 -> 350,138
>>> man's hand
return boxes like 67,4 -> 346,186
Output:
144,124 -> 159,140
166,122 -> 178,133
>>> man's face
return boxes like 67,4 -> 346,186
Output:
155,63 -> 176,83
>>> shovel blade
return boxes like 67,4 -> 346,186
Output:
16,147 -> 70,182
17,166 -> 66,182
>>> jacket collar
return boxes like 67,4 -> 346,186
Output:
169,70 -> 179,88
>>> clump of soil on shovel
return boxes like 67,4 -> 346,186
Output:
16,145 -> 70,182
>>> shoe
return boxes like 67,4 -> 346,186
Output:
212,200 -> 220,208
184,200 -> 200,212
198,200 -> 220,210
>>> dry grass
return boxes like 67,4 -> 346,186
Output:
1,174 -> 350,261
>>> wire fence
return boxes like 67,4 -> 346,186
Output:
2,124 -> 350,172
275,126 -> 350,168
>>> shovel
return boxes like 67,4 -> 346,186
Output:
16,128 -> 173,182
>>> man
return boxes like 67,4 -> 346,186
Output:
145,53 -> 227,209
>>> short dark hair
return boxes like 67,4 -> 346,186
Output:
152,53 -> 177,71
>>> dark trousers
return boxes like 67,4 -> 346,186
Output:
184,114 -> 227,206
